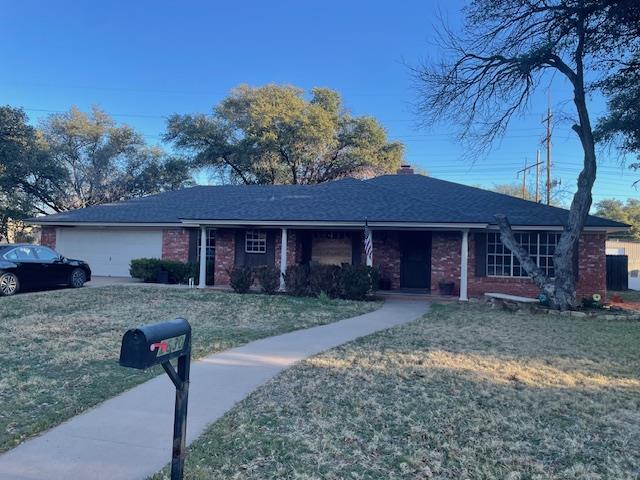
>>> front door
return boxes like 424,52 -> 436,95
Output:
400,232 -> 431,290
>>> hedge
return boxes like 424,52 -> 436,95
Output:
285,263 -> 378,300
130,258 -> 197,284
130,258 -> 377,299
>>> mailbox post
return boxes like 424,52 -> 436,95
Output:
119,318 -> 192,480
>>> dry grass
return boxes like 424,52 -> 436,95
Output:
0,285 -> 378,452
153,303 -> 640,480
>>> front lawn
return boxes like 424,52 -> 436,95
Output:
156,303 -> 640,479
0,285 -> 378,453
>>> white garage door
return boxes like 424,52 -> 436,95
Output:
56,228 -> 163,277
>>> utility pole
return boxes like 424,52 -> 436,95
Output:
517,158 -> 542,201
543,104 -> 552,205
535,149 -> 541,203
522,158 -> 527,199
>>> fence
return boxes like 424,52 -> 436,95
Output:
606,255 -> 628,291
606,240 -> 640,273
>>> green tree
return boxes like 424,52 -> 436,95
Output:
596,54 -> 640,175
595,198 -> 640,240
40,106 -> 194,211
492,183 -> 535,202
164,84 -> 404,185
416,0 -> 639,309
0,106 -> 62,240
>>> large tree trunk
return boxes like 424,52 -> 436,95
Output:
495,90 -> 596,311
492,15 -> 598,312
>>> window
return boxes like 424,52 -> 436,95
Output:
245,230 -> 267,254
196,229 -> 216,261
3,246 -> 38,261
311,233 -> 352,266
487,232 -> 560,278
34,246 -> 60,261
538,232 -> 561,278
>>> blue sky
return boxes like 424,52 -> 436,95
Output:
1,0 -> 638,205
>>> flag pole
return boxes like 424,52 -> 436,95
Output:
364,218 -> 373,267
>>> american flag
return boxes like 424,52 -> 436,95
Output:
364,221 -> 373,265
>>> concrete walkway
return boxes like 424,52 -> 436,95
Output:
0,300 -> 428,480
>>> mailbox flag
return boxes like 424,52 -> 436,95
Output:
151,341 -> 168,353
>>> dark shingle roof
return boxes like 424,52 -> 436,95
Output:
365,175 -> 624,228
29,174 -> 626,229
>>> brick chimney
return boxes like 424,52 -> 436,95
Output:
396,164 -> 415,175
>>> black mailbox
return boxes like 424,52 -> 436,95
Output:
119,318 -> 191,370
119,318 -> 192,480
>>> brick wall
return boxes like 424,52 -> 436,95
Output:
161,228 -> 190,262
431,231 -> 461,295
576,232 -> 606,299
465,231 -> 606,300
40,226 -> 57,249
214,229 -> 235,285
373,231 -> 401,289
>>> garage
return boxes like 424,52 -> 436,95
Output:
55,228 -> 163,277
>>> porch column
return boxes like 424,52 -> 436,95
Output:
460,229 -> 469,301
198,226 -> 207,289
365,229 -> 373,267
279,227 -> 288,291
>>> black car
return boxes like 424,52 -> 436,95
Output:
0,244 -> 92,296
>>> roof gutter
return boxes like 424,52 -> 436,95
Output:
26,219 -> 627,234
179,219 -> 489,229
26,221 -> 184,227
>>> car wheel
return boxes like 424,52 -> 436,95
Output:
0,272 -> 20,296
70,268 -> 87,288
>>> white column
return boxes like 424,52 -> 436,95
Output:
279,227 -> 288,291
460,229 -> 469,301
198,226 -> 207,289
365,230 -> 373,267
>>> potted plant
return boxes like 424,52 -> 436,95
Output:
438,278 -> 455,295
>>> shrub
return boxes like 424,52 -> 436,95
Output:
130,258 -> 159,282
255,266 -> 280,295
285,264 -> 309,296
228,266 -> 254,293
308,264 -> 342,298
340,265 -> 379,300
130,258 -> 195,284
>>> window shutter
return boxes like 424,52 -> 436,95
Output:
188,229 -> 198,263
351,232 -> 362,265
475,232 -> 487,277
234,229 -> 245,266
266,231 -> 276,266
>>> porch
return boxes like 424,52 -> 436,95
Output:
194,227 -> 472,301
170,223 -> 605,301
